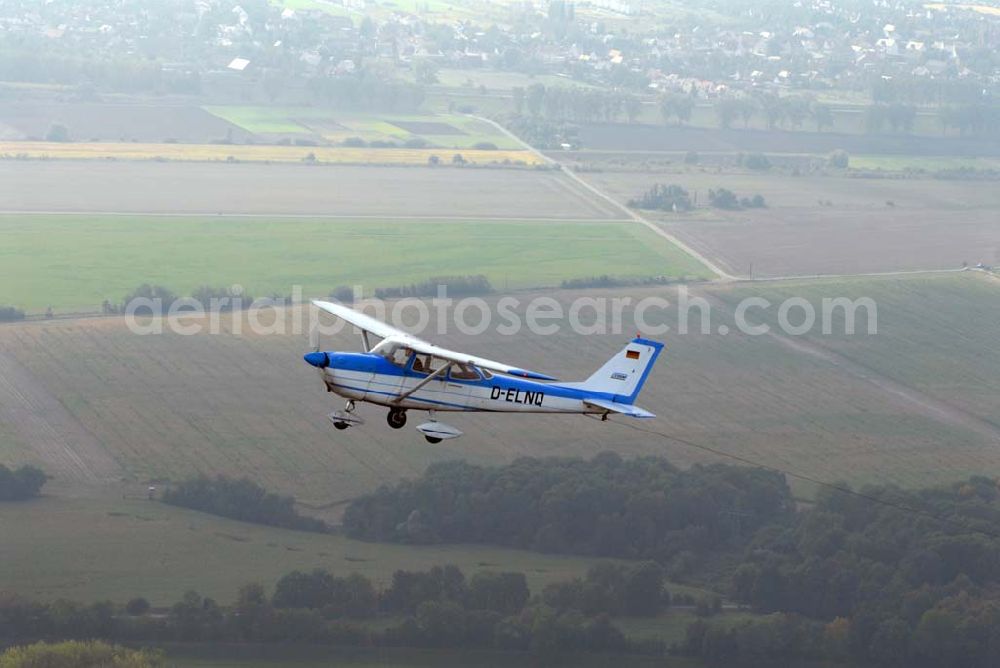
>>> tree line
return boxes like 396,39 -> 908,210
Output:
305,74 -> 426,114
513,84 -> 643,124
343,453 -> 793,561
107,284 -> 257,316
0,465 -> 47,501
0,565 -> 653,657
162,475 -> 326,533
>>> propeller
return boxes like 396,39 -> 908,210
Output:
305,317 -> 329,391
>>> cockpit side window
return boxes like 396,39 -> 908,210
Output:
412,354 -> 446,376
449,363 -> 480,380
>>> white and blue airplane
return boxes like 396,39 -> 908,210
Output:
305,301 -> 664,443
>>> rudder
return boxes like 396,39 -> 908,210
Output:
575,337 -> 664,404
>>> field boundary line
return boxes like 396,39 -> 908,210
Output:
473,115 -> 735,281
0,210 -> 631,223
736,266 -> 976,283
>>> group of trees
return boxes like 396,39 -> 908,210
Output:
162,476 -> 326,533
939,104 -> 1000,137
542,562 -> 667,618
628,184 -> 765,212
371,275 -> 493,299
708,188 -> 766,210
628,184 -> 692,212
659,93 -> 696,126
0,49 -> 166,94
110,284 -> 256,316
0,306 -> 25,322
0,565 -> 634,656
501,115 -> 579,149
343,453 -> 1000,667
712,95 -> 832,132
343,453 -> 793,564
713,479 -> 1000,667
864,103 -> 919,134
514,84 -> 643,124
703,95 -> 1000,137
0,465 -> 47,501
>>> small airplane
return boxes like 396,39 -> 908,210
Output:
305,301 -> 664,443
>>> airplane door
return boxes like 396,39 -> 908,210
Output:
443,364 -> 478,409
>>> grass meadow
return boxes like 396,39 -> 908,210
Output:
0,494 -> 676,606
0,215 -> 708,311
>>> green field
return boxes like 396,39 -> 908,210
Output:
0,494 -> 630,605
0,215 -> 709,311
1,275 -> 997,506
0,493 -> 717,609
850,154 -> 1000,171
203,106 -> 523,149
1,275 -> 998,613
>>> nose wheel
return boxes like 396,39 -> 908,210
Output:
387,408 -> 407,429
328,401 -> 363,431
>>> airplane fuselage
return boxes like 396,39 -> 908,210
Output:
318,351 -> 614,414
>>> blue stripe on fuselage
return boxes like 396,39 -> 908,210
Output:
322,352 -> 619,404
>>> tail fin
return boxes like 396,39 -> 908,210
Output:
574,337 -> 664,405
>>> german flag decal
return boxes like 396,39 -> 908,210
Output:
626,349 -> 641,360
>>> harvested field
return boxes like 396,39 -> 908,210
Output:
0,140 -> 541,166
1,274 -> 997,504
572,123 -> 1000,156
0,162 -> 623,219
580,170 -> 1000,277
0,103 -> 252,143
0,349 -> 121,485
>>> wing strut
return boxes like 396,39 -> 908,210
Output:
393,363 -> 454,404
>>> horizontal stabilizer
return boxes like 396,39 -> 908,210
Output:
584,398 -> 656,419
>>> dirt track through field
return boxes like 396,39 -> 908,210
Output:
0,347 -> 121,484
767,328 -> 1000,445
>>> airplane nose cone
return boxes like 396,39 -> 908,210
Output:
304,351 -> 328,368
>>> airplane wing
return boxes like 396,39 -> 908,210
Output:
583,398 -> 656,418
403,338 -> 557,381
313,300 -> 405,340
311,301 -> 557,381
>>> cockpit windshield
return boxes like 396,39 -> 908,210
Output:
387,346 -> 413,368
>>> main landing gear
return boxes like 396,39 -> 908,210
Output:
328,401 -> 363,430
386,407 -> 407,429
328,404 -> 461,444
